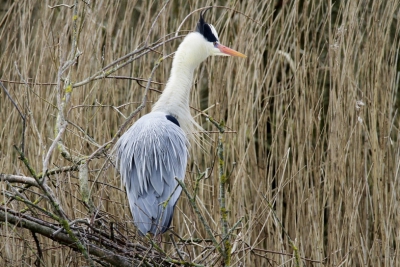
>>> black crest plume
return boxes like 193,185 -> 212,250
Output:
196,8 -> 218,42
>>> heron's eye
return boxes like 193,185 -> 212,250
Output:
213,42 -> 217,47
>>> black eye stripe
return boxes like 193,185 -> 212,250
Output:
202,24 -> 218,42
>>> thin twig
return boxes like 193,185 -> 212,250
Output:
0,80 -> 26,153
144,0 -> 170,46
72,36 -> 182,89
264,190 -> 303,267
85,57 -> 165,164
0,79 -> 57,85
0,80 -> 25,121
175,178 -> 222,254
4,185 -> 60,222
48,4 -> 75,9
175,6 -> 263,37
31,230 -> 44,267
169,233 -> 185,261
42,120 -> 68,180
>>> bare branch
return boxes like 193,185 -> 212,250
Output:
0,80 -> 24,120
72,36 -> 182,89
48,4 -> 75,9
85,57 -> 165,164
0,174 -> 38,186
0,79 -> 57,86
144,0 -> 170,46
42,120 -> 68,179
0,208 -> 140,267
0,80 -> 26,152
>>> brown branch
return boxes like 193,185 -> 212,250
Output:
0,174 -> 38,186
72,35 -> 182,89
1,81 -> 26,152
0,208 -> 139,267
31,230 -> 43,267
84,57 -> 164,164
0,79 -> 57,86
37,165 -> 79,178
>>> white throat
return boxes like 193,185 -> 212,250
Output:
152,32 -> 210,136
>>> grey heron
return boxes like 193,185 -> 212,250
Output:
116,9 -> 246,236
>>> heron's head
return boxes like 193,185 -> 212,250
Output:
196,8 -> 246,59
173,8 -> 246,69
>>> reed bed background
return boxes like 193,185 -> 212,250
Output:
1,0 -> 399,266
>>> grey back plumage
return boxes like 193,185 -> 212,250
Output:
116,111 -> 188,235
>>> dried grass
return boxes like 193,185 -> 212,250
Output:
0,0 -> 399,266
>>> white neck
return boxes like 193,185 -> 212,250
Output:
152,32 -> 210,135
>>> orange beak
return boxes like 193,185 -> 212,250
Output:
216,43 -> 247,58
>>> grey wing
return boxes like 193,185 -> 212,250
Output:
116,112 -> 188,235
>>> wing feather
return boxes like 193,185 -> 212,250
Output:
116,111 -> 188,235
